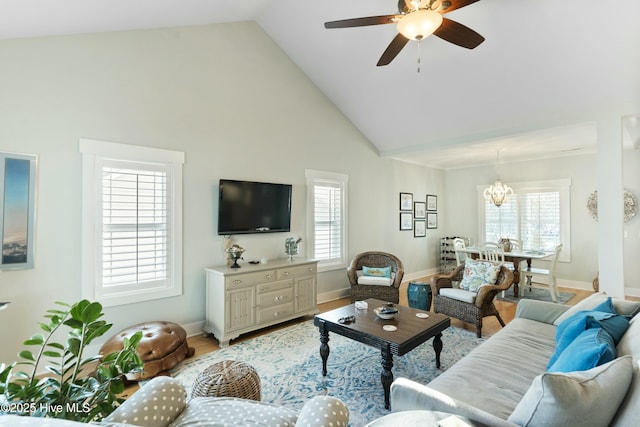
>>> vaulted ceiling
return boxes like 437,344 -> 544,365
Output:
1,0 -> 639,169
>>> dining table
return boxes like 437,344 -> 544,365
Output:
456,246 -> 552,297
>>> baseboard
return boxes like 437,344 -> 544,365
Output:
183,320 -> 206,338
318,287 -> 350,304
625,287 -> 640,298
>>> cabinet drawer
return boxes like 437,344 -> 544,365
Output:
257,286 -> 294,307
256,302 -> 294,324
225,270 -> 276,287
257,279 -> 292,293
277,264 -> 317,280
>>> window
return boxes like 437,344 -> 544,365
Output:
80,139 -> 184,307
306,169 -> 348,272
478,179 -> 570,262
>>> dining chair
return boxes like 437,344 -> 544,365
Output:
479,245 -> 507,296
452,238 -> 468,266
521,244 -> 563,302
479,245 -> 505,264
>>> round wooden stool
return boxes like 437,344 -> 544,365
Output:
191,360 -> 261,401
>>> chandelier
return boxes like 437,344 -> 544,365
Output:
484,150 -> 513,207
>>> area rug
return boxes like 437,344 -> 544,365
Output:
168,320 -> 484,426
498,286 -> 575,304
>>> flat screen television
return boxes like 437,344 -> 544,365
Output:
218,179 -> 292,235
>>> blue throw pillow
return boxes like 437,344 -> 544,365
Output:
362,266 -> 392,278
548,328 -> 616,373
547,297 -> 621,369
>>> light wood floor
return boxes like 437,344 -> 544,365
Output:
122,279 -> 597,397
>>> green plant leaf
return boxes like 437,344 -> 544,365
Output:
24,333 -> 45,346
42,350 -> 61,358
81,301 -> 103,324
18,350 -> 36,361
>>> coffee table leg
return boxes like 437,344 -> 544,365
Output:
433,332 -> 443,368
319,321 -> 330,377
381,343 -> 394,410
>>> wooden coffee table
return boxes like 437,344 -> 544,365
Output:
313,298 -> 450,409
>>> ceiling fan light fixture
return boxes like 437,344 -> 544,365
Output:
397,9 -> 443,41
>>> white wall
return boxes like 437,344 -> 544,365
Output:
0,22 -> 444,363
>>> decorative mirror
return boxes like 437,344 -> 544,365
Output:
586,188 -> 638,222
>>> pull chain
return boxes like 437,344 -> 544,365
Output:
417,40 -> 421,73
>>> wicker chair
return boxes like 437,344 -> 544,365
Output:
430,263 -> 513,338
347,251 -> 404,303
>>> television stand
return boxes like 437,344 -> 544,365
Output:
203,258 -> 318,347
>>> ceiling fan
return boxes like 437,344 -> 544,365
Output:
324,0 -> 485,66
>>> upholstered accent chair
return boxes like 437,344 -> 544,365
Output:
431,262 -> 514,338
347,251 -> 404,304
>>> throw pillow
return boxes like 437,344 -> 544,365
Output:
554,292 -> 640,326
548,328 -> 616,373
459,258 -> 500,292
295,395 -> 350,427
547,297 -> 631,368
508,356 -> 633,427
362,266 -> 392,278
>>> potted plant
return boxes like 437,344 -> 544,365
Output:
0,299 -> 143,422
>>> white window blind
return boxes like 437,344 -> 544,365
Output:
102,164 -> 168,287
479,179 -> 570,261
306,169 -> 348,271
312,182 -> 342,261
81,139 -> 184,307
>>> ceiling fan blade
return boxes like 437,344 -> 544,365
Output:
377,33 -> 410,66
324,15 -> 398,29
440,0 -> 480,14
434,17 -> 484,49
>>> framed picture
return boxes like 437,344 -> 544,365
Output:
0,152 -> 37,269
427,212 -> 438,229
414,201 -> 426,219
400,212 -> 413,230
414,220 -> 426,237
427,194 -> 437,211
400,192 -> 413,211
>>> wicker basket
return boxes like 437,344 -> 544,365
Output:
191,360 -> 261,401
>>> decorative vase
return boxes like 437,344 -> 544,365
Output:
498,238 -> 511,252
407,281 -> 432,311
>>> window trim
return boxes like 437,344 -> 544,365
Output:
80,138 -> 184,307
305,169 -> 349,272
477,179 -> 571,262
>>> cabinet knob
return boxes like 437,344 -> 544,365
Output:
232,280 -> 242,285
283,271 -> 289,276
265,274 -> 273,279
307,268 -> 313,272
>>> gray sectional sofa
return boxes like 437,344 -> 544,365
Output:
390,292 -> 640,426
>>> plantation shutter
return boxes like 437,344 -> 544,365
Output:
101,162 -> 169,287
313,181 -> 343,262
484,197 -> 518,243
520,191 -> 560,251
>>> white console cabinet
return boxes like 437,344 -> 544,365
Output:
204,258 -> 318,347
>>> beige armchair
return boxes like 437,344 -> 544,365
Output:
347,251 -> 404,303
430,263 -> 513,337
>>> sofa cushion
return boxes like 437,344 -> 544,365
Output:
427,318 -> 557,421
171,397 -> 299,427
508,356 -> 633,427
611,360 -> 640,427
547,328 -> 617,373
459,258 -> 500,292
553,292 -> 640,326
